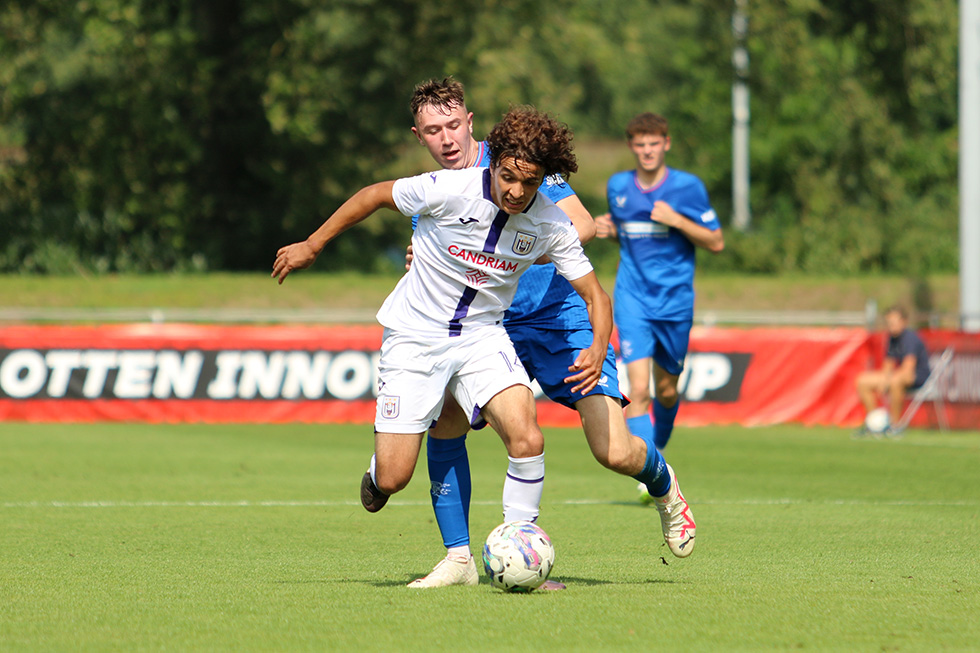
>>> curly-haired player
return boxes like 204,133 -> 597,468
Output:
392,80 -> 697,590
273,105 -> 615,585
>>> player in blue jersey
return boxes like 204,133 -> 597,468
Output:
595,112 -> 724,464
389,79 -> 696,588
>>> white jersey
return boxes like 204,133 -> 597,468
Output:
380,167 -> 593,337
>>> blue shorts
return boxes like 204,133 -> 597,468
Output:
506,324 -> 625,410
614,311 -> 692,376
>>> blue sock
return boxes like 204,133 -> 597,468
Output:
653,400 -> 679,450
627,413 -> 670,496
631,441 -> 670,497
427,434 -> 471,548
626,414 -> 654,447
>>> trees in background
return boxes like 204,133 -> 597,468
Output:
0,0 -> 958,275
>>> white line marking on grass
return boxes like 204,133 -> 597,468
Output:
3,498 -> 977,508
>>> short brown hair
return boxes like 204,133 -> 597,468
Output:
885,305 -> 909,320
486,106 -> 578,179
410,76 -> 466,118
626,112 -> 669,139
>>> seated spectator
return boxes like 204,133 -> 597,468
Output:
855,305 -> 931,435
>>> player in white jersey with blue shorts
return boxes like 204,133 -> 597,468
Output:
273,106 -> 615,580
596,112 -> 724,464
392,79 -> 696,589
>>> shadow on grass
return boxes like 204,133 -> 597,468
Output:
270,575 -> 678,588
359,575 -> 680,588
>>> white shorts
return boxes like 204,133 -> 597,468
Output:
374,326 -> 531,434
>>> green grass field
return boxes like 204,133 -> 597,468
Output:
2,422 -> 978,651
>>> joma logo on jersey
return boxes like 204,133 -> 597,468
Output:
380,395 -> 400,419
512,232 -> 537,255
465,269 -> 490,286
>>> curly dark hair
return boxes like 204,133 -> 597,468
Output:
485,106 -> 578,179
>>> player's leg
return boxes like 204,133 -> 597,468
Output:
651,362 -> 681,450
649,319 -> 691,451
616,306 -> 658,448
362,330 -> 451,512
425,393 -> 473,550
624,358 -> 656,445
408,392 -> 478,588
575,387 -> 694,557
371,431 -> 425,495
479,384 -> 546,523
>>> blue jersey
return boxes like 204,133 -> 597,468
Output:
606,167 -> 720,320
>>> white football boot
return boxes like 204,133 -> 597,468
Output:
651,464 -> 696,558
407,554 -> 479,588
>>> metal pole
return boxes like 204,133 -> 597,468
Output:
732,0 -> 751,231
961,0 -> 980,332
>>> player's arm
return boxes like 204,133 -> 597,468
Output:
563,272 -> 613,395
273,181 -> 397,283
532,195 -> 598,265
651,200 -> 724,253
556,195 -> 597,245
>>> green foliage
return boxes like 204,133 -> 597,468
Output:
0,0 -> 960,274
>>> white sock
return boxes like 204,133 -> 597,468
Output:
447,545 -> 471,560
368,453 -> 378,486
502,453 -> 545,522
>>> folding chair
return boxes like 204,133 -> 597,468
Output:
894,346 -> 955,432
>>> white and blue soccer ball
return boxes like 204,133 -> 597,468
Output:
864,407 -> 891,434
482,520 -> 555,592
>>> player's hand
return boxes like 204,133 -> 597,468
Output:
272,241 -> 317,284
564,346 -> 604,395
594,213 -> 616,239
405,244 -> 414,271
650,200 -> 682,228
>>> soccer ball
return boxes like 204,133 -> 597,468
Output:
865,407 -> 891,434
482,520 -> 555,592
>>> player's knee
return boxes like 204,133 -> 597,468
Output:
656,385 -> 679,406
375,468 -> 412,495
597,444 -> 633,475
506,430 -> 544,458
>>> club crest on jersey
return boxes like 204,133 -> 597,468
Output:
380,395 -> 400,419
512,231 -> 537,255
614,195 -> 627,208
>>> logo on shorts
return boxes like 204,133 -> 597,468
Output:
512,231 -> 537,255
620,339 -> 633,359
598,375 -> 609,387
380,395 -> 400,419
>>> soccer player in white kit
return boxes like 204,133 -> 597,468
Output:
273,106 -> 612,539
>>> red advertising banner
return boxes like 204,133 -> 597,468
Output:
1,324 -> 977,429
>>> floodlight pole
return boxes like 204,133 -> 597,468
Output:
732,0 -> 751,232
961,0 -> 980,332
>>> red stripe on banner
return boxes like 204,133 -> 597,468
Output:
0,399 -> 377,424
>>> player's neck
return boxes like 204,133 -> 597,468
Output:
462,137 -> 482,169
635,165 -> 667,189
